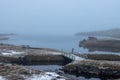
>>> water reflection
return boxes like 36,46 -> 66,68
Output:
26,65 -> 62,71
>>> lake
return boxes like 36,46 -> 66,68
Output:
1,34 -> 118,54
0,34 -> 88,53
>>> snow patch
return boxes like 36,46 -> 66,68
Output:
49,52 -> 62,55
1,50 -> 24,56
0,76 -> 7,80
25,72 -> 65,80
63,53 -> 85,61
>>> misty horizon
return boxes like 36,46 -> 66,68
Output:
0,0 -> 120,35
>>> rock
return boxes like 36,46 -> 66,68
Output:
62,60 -> 120,79
0,63 -> 43,80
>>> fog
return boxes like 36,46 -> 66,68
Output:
0,0 -> 120,35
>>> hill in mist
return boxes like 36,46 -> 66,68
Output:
76,28 -> 120,38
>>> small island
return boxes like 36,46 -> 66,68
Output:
79,36 -> 120,52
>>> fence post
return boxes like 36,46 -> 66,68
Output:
71,48 -> 74,54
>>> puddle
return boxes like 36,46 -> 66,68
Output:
26,65 -> 62,71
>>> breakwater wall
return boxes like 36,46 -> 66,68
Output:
0,55 -> 73,65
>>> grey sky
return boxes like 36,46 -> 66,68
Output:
0,0 -> 120,35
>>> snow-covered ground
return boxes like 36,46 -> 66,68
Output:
0,76 -> 7,80
0,72 -> 66,80
1,50 -> 24,56
63,53 -> 85,61
25,72 -> 66,80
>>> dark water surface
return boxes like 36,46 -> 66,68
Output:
26,65 -> 62,71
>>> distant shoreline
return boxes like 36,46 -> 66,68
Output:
0,33 -> 15,40
75,28 -> 120,38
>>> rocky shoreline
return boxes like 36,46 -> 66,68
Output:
0,43 -> 73,80
1,43 -> 120,79
62,60 -> 120,80
0,63 -> 69,80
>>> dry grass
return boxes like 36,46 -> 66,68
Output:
80,54 -> 120,61
67,60 -> 120,70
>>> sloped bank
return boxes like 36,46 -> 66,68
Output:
62,60 -> 120,79
0,54 -> 72,66
18,54 -> 72,65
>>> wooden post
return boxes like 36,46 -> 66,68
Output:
71,48 -> 74,54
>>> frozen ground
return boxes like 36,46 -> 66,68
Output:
0,72 -> 66,80
1,50 -> 24,56
25,72 -> 66,80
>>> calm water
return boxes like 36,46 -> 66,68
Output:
26,65 -> 62,71
1,34 -> 118,54
0,34 -> 88,52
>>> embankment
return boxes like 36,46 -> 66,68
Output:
63,60 -> 120,79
